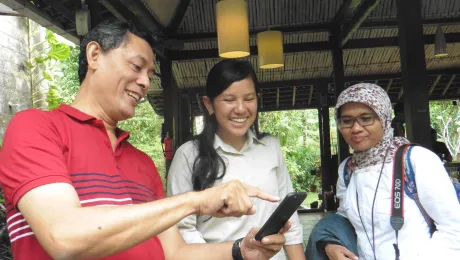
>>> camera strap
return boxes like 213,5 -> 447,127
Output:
390,144 -> 410,260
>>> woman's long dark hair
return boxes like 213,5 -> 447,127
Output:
192,59 -> 266,191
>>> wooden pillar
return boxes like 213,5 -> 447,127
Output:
396,0 -> 432,149
178,93 -> 192,145
330,26 -> 350,163
87,0 -> 101,29
159,55 -> 175,176
317,81 -> 335,211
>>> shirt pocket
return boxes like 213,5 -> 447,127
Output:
375,196 -> 407,230
375,198 -> 392,229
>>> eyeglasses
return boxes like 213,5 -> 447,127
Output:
337,114 -> 376,128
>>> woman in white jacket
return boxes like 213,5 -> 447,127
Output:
326,83 -> 460,260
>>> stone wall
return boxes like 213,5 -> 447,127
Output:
0,16 -> 47,143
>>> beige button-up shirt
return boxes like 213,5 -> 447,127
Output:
167,131 -> 303,260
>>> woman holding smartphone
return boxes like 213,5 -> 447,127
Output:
167,59 -> 305,260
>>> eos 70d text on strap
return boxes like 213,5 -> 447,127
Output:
390,144 -> 410,260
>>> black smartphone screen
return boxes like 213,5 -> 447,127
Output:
255,192 -> 307,241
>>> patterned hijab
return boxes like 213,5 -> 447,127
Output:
334,83 -> 410,169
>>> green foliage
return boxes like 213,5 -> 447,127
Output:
26,21 -> 71,110
285,146 -> 321,192
259,110 -> 321,193
430,100 -> 460,159
45,31 -> 71,60
48,46 -> 80,110
119,104 -> 166,182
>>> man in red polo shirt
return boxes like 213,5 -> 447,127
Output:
0,19 -> 289,260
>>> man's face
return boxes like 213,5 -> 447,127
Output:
92,33 -> 155,121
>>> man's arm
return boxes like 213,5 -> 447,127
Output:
19,183 -> 197,259
18,180 -> 278,260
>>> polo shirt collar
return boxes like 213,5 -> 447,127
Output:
58,104 -> 130,140
58,104 -> 95,122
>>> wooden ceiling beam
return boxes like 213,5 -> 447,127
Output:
195,94 -> 203,113
308,86 -> 314,105
0,0 -> 79,43
340,0 -> 380,46
100,0 -> 166,58
118,0 -> 164,32
385,79 -> 393,92
260,92 -> 264,109
292,87 -> 297,106
166,0 -> 192,35
428,75 -> 442,96
398,88 -> 404,101
169,33 -> 460,60
443,75 -> 456,97
41,0 -> 75,23
333,0 -> 359,25
276,88 -> 280,108
170,17 -> 460,42
182,68 -> 460,96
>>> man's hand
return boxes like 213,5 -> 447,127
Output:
195,180 -> 280,217
325,244 -> 359,260
240,221 -> 291,260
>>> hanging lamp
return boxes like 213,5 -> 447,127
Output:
434,25 -> 448,57
257,30 -> 284,69
215,0 -> 250,58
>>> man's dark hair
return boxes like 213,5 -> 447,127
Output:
78,19 -> 152,83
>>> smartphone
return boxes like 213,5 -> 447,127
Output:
255,192 -> 307,241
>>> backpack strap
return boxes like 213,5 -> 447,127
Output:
400,144 -> 436,235
343,157 -> 353,188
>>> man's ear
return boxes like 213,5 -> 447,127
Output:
202,96 -> 214,115
86,41 -> 102,71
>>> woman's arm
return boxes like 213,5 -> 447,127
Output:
285,244 -> 306,260
274,138 -> 305,257
336,159 -> 350,217
411,147 -> 460,258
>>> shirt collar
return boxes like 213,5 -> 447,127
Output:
57,104 -> 130,141
57,104 -> 96,122
213,129 -> 265,153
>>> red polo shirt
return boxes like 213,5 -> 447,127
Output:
0,104 -> 165,260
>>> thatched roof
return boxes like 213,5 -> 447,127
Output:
3,0 -> 459,115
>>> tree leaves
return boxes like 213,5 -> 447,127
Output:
46,85 -> 64,110
430,101 -> 460,160
259,110 -> 322,193
48,43 -> 71,60
27,26 -> 72,109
